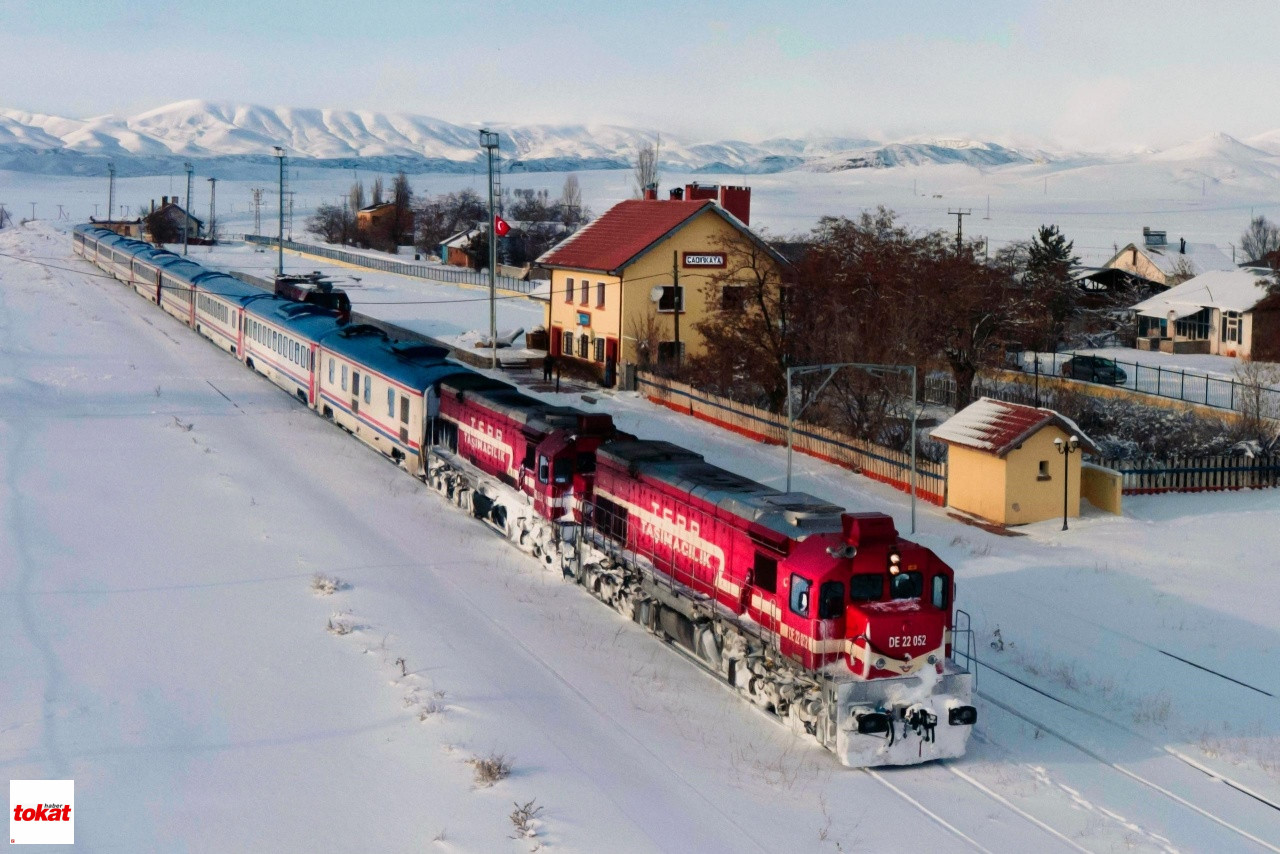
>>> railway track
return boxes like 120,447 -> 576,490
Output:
977,656 -> 1280,852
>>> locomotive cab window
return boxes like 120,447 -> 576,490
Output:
789,574 -> 811,618
752,553 -> 778,593
576,452 -> 595,475
849,573 -> 884,601
931,575 -> 949,610
818,581 -> 845,619
890,570 -> 924,600
523,445 -> 537,471
553,456 -> 572,484
537,454 -> 549,484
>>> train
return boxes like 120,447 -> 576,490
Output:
72,223 -> 977,767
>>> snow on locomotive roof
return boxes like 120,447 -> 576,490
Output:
319,323 -> 469,390
600,440 -> 846,539
440,374 -> 610,434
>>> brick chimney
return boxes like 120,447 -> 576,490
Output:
683,182 -> 751,224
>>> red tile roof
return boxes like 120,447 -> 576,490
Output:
929,397 -> 1099,457
539,199 -> 715,273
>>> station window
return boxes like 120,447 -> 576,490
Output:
564,277 -> 575,303
596,281 -> 605,308
657,285 -> 683,312
578,334 -> 589,358
562,331 -> 573,356
580,280 -> 589,305
789,574 -> 811,618
593,337 -> 605,362
1038,460 -> 1050,480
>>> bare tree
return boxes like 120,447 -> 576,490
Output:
305,203 -> 347,244
371,177 -> 384,207
349,180 -> 365,215
633,138 -> 660,198
1233,356 -> 1280,451
560,174 -> 588,227
389,172 -> 414,246
1241,215 -> 1280,264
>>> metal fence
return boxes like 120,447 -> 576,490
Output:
1007,350 -> 1280,414
637,373 -> 947,505
1095,454 -> 1280,494
243,234 -> 537,294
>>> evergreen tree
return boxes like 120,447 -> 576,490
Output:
1025,224 -> 1079,350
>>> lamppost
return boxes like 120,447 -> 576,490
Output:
1053,435 -> 1080,531
182,162 -> 193,255
479,129 -> 500,370
274,147 -> 286,277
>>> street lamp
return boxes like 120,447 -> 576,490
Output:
479,129 -> 500,370
1053,435 -> 1080,531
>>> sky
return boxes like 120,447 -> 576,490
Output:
5,0 -> 1280,150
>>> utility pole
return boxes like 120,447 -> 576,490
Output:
672,250 -> 681,374
107,161 -> 116,222
182,162 -> 193,256
479,129 -> 500,370
29,202 -> 36,221
948,208 -> 972,254
251,188 -> 264,235
274,147 -> 286,277
207,177 -> 217,248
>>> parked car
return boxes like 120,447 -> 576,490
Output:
1060,355 -> 1127,385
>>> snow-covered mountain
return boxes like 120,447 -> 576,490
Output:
5,100 -> 1280,185
0,100 -> 1053,175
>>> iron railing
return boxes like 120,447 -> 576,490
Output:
243,234 -> 536,294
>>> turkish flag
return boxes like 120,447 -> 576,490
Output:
494,215 -> 510,237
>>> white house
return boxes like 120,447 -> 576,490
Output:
1104,227 -> 1234,289
1130,268 -> 1272,356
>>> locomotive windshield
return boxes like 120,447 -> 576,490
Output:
890,570 -> 924,599
849,573 -> 883,601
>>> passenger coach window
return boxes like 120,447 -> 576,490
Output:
329,359 -> 335,384
849,574 -> 884,601
387,388 -> 395,418
818,582 -> 845,619
341,365 -> 348,391
890,570 -> 924,600
752,553 -> 778,593
789,574 -> 811,618
363,375 -> 371,404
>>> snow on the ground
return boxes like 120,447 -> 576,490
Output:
4,219 -> 1280,852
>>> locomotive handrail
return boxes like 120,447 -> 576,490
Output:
951,608 -> 977,688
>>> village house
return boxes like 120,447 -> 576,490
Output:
143,196 -> 203,243
356,201 -> 413,245
1102,227 -> 1234,289
1130,268 -> 1278,357
537,184 -> 789,383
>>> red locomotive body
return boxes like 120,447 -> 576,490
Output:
587,440 -> 975,765
434,375 -> 614,522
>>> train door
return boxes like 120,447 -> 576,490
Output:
351,370 -> 360,414
235,310 -> 244,358
308,344 -> 318,406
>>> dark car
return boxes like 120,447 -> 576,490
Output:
1060,355 -> 1127,385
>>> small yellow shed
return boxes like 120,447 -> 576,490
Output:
930,397 -> 1100,526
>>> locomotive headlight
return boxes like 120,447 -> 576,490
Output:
888,549 -> 901,574
948,705 -> 978,726
927,654 -> 938,665
874,657 -> 886,669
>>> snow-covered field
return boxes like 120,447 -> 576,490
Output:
4,213 -> 1280,851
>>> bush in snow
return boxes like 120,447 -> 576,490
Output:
509,799 -> 544,845
311,573 -> 344,595
327,613 -> 354,635
468,752 -> 512,787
